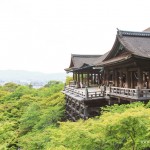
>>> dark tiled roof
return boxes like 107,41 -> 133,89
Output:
100,53 -> 131,66
95,29 -> 150,66
118,30 -> 150,58
93,51 -> 109,65
65,28 -> 150,70
118,30 -> 150,37
65,54 -> 101,71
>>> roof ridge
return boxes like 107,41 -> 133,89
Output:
117,30 -> 150,37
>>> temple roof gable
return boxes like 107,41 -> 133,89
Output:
103,29 -> 150,63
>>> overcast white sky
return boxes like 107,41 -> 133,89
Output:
0,0 -> 150,73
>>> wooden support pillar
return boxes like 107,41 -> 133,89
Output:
74,101 -> 78,120
81,73 -> 83,84
131,71 -> 133,88
84,73 -> 86,85
92,73 -> 94,84
92,74 -> 94,84
75,72 -> 77,82
105,70 -> 109,86
103,70 -> 105,85
78,72 -> 80,82
137,68 -> 143,89
98,73 -> 100,85
114,70 -> 117,87
78,72 -> 80,88
74,73 -> 75,81
103,69 -> 108,86
120,71 -> 123,87
112,70 -> 115,86
148,71 -> 150,89
90,73 -> 92,84
83,105 -> 88,120
70,100 -> 74,118
118,70 -> 120,87
87,73 -> 89,87
73,73 -> 75,81
126,69 -> 130,88
79,103 -> 81,114
94,74 -> 96,84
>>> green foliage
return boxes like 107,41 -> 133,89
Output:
19,103 -> 41,134
145,100 -> 150,108
44,80 -> 63,87
1,82 -> 150,150
2,82 -> 20,92
47,102 -> 150,150
101,101 -> 145,113
65,76 -> 73,85
0,82 -> 65,150
37,83 -> 64,97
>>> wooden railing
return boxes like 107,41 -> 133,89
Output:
64,85 -> 150,100
64,86 -> 105,100
140,89 -> 150,98
87,91 -> 105,99
110,86 -> 150,100
64,86 -> 85,98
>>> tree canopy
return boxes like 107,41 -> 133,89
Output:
1,81 -> 150,150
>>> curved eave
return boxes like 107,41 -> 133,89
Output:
64,67 -> 77,72
64,65 -> 93,73
104,33 -> 134,62
133,54 -> 150,60
100,53 -> 150,67
73,65 -> 93,72
100,54 -> 133,67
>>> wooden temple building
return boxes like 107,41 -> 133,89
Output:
62,29 -> 150,121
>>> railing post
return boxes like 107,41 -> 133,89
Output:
123,89 -> 125,95
136,86 -> 140,99
109,85 -> 111,94
103,85 -> 106,96
84,106 -> 88,120
145,90 -> 147,98
107,85 -> 111,94
85,86 -> 89,100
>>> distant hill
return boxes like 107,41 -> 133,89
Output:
0,70 -> 67,83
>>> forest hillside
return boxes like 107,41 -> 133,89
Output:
1,82 -> 150,150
